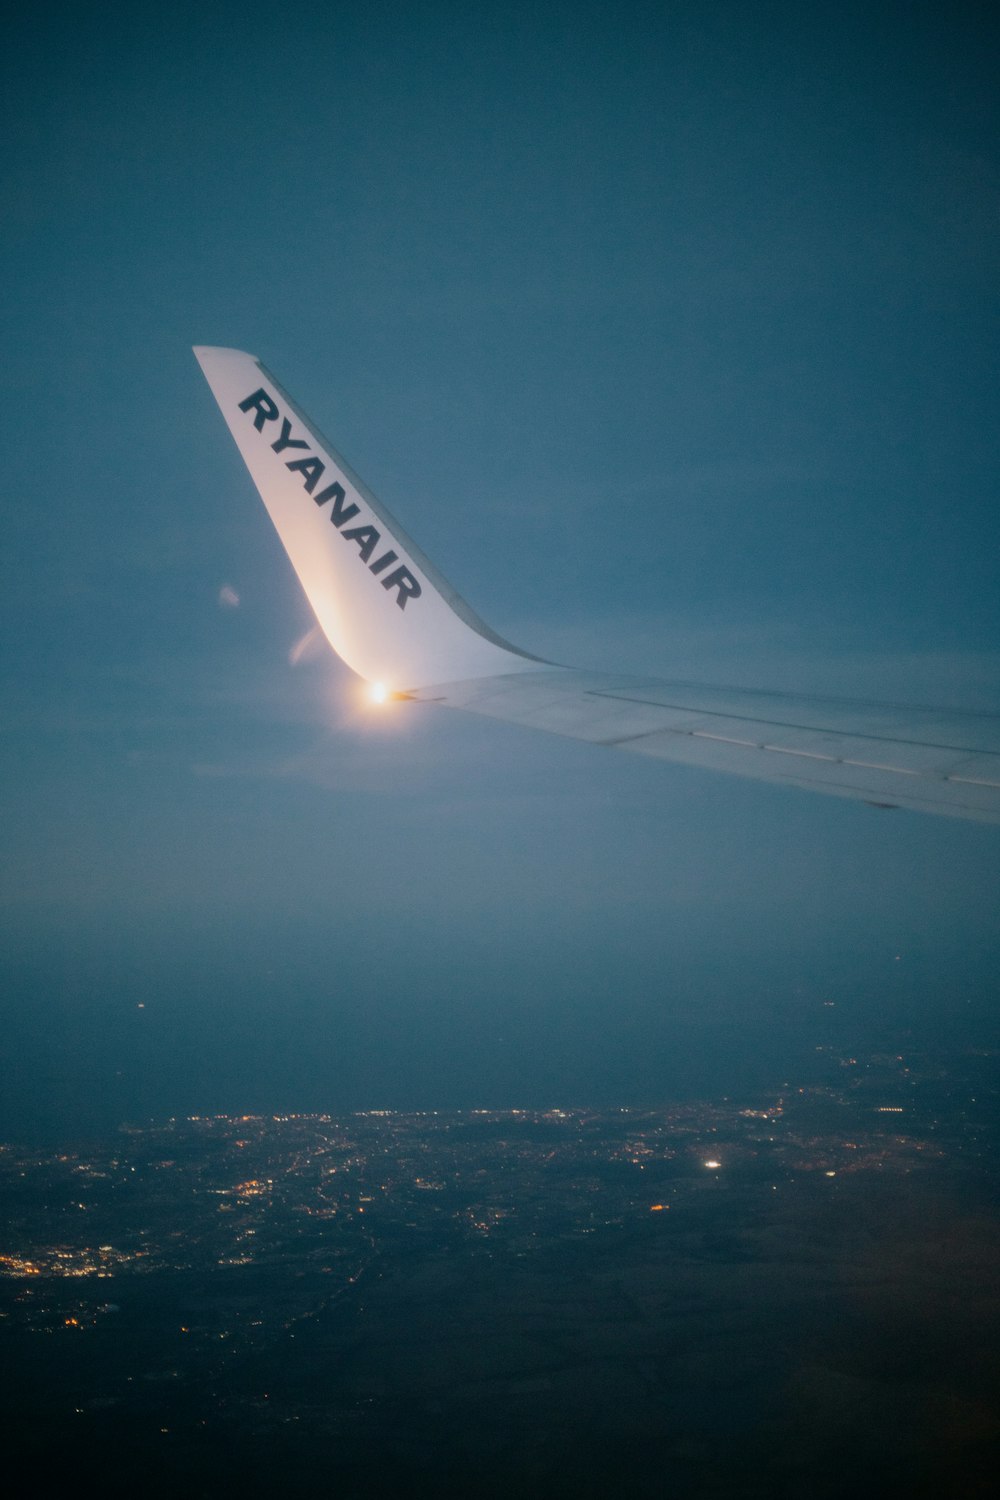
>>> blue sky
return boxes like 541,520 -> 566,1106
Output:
2,1 -> 998,1136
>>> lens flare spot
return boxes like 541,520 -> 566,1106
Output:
370,681 -> 388,705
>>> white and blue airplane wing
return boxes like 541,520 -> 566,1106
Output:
194,347 -> 1000,825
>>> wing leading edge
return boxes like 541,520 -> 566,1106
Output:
195,347 -> 1000,824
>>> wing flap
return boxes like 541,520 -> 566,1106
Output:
413,670 -> 1000,822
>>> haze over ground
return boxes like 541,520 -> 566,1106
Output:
1,1 -> 998,1137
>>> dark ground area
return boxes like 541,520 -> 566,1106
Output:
2,1074 -> 999,1498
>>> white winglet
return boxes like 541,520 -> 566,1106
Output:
193,346 -> 545,690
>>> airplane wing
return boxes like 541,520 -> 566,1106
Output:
194,346 -> 1000,825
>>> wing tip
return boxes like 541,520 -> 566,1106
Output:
192,345 -> 259,369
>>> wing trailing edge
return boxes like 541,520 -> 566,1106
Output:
408,670 -> 1000,824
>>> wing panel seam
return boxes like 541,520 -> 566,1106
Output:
587,690 -> 998,758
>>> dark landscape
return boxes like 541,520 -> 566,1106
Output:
3,1041 -> 999,1498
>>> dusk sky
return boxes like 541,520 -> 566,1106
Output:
2,1 -> 998,1138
